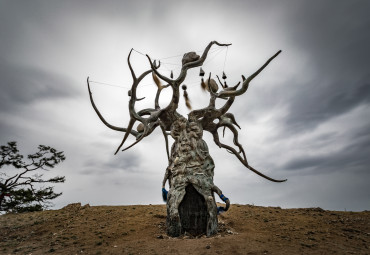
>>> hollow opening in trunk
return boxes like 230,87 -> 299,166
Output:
179,184 -> 208,236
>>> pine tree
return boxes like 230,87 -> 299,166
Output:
0,142 -> 65,213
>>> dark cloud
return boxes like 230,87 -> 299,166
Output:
104,151 -> 142,172
0,59 -> 80,112
279,1 -> 370,132
81,150 -> 142,175
283,122 -> 370,174
284,78 -> 370,132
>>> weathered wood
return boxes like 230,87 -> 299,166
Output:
164,117 -> 219,237
179,184 -> 208,236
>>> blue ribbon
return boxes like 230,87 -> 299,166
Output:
162,188 -> 168,202
217,193 -> 230,215
220,194 -> 228,202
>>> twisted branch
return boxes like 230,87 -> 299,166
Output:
213,132 -> 286,182
87,42 -> 286,183
218,50 -> 282,98
87,77 -> 139,137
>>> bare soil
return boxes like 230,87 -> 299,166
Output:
1,203 -> 369,254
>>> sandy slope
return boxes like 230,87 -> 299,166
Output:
1,203 -> 369,254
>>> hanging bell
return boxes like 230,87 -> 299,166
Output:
222,71 -> 227,80
199,67 -> 205,77
170,70 -> 173,79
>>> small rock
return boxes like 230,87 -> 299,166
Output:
157,235 -> 164,239
62,203 -> 81,211
82,204 -> 90,209
301,243 -> 316,248
206,245 -> 211,249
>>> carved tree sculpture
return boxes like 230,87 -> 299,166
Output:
87,41 -> 286,237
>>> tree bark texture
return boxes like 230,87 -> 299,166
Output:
163,117 -> 219,237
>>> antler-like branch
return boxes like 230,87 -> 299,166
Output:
189,67 -> 285,182
114,50 -> 161,154
87,77 -> 139,137
159,121 -> 170,162
217,116 -> 246,160
176,41 -> 231,84
189,78 -> 239,122
191,49 -> 285,182
146,55 -> 173,85
89,43 -> 286,183
144,42 -> 232,131
213,131 -> 286,182
120,119 -> 160,152
218,50 -> 282,98
155,84 -> 170,110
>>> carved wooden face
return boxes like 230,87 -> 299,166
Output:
171,118 -> 202,141
170,118 -> 203,155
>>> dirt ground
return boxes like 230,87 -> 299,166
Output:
0,203 -> 369,255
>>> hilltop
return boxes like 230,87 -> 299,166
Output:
1,203 -> 369,254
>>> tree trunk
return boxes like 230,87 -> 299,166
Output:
163,117 -> 220,237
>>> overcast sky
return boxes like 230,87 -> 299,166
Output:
1,0 -> 369,211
